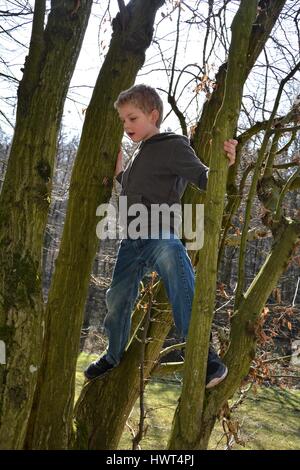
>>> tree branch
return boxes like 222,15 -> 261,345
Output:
235,59 -> 300,307
117,0 -> 129,29
152,361 -> 184,377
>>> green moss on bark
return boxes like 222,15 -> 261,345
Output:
1,251 -> 40,312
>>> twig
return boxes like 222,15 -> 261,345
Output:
132,272 -> 157,451
292,277 -> 300,307
262,354 -> 295,363
158,342 -> 186,359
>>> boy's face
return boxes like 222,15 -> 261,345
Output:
118,103 -> 160,142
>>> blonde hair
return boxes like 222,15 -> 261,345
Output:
114,84 -> 163,128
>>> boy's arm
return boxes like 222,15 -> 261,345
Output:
171,138 -> 209,190
115,148 -> 124,184
171,138 -> 237,190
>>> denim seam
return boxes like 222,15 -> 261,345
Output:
175,245 -> 193,309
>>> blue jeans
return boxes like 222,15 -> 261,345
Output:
104,235 -> 195,365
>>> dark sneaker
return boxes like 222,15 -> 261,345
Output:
206,347 -> 228,389
84,356 -> 114,380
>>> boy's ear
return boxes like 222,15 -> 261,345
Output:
151,109 -> 160,126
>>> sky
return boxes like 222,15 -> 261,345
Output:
0,0 -> 299,144
0,0 -> 231,138
60,0 -> 216,138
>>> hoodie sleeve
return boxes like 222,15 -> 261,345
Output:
170,137 -> 209,190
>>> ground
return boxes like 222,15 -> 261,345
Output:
76,352 -> 300,450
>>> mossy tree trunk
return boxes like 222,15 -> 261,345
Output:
25,0 -> 165,450
73,283 -> 173,450
195,217 -> 300,449
0,0 -> 92,449
168,0 -> 258,449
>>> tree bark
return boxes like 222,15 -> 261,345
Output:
0,0 -> 92,449
25,0 -> 165,450
168,0 -> 258,449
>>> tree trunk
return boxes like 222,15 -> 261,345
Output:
25,0 -> 165,450
168,0 -> 258,449
197,218 -> 300,448
73,283 -> 173,450
0,0 -> 92,449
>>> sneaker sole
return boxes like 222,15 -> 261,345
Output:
83,367 -> 114,382
206,366 -> 228,389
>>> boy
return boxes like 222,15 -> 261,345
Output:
85,84 -> 237,388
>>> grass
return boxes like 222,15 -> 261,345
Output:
76,352 -> 300,450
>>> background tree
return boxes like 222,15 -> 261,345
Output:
0,0 -> 92,449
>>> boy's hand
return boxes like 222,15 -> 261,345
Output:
115,147 -> 124,176
223,139 -> 238,167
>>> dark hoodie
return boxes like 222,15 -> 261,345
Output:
116,132 -> 209,236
